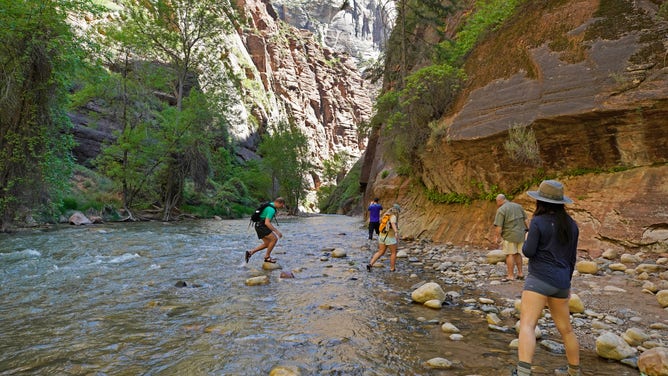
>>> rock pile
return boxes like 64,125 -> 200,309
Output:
393,240 -> 668,374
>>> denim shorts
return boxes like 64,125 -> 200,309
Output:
523,274 -> 570,299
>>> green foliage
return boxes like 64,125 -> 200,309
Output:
60,165 -> 121,217
319,158 -> 362,214
426,180 -> 502,205
660,3 -> 668,20
426,189 -> 472,205
258,122 -> 311,213
471,180 -> 502,201
375,64 -> 465,170
436,0 -> 525,64
322,152 -> 352,183
0,0 -> 99,229
503,123 -> 541,166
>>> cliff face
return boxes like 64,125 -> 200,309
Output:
71,1 -> 374,205
271,0 -> 393,64
231,0 -> 373,199
365,0 -> 668,255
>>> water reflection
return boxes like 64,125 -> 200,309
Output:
0,216 -> 637,375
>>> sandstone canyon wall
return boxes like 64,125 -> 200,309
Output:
364,0 -> 668,255
70,0 -> 374,208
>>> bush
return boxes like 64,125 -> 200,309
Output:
503,123 -> 541,165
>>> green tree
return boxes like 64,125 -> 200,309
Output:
0,0 -> 95,230
106,0 -> 233,220
74,55 -> 167,219
258,123 -> 311,215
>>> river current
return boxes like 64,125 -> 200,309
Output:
0,216 -> 638,375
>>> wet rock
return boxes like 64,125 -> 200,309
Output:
263,262 -> 282,270
478,297 -> 495,304
486,313 -> 502,325
621,253 -> 642,264
411,282 -> 446,304
657,290 -> 668,307
331,248 -> 347,258
269,365 -> 301,376
489,324 -> 513,334
175,280 -> 188,288
425,357 -> 453,369
592,320 -> 613,331
638,347 -> 668,376
441,322 -> 460,333
609,263 -> 628,272
602,249 -> 618,260
279,271 -> 294,279
596,331 -> 638,360
540,339 -> 565,354
623,327 -> 649,347
69,211 -> 92,225
424,299 -> 443,309
449,333 -> 464,341
569,293 -> 585,313
650,322 -> 668,330
486,249 -> 505,264
245,276 -> 270,286
576,261 -> 598,274
637,264 -> 666,274
480,304 -> 498,314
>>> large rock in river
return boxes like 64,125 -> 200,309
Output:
411,282 -> 446,304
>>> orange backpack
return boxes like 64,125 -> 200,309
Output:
378,214 -> 392,234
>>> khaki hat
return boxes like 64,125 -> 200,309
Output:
527,180 -> 573,204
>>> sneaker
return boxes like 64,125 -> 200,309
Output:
366,264 -> 371,272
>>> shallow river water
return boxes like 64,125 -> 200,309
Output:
0,216 -> 639,375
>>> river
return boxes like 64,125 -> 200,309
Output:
0,215 -> 639,375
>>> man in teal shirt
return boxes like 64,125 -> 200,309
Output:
246,197 -> 285,263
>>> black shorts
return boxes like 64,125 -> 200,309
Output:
254,223 -> 273,239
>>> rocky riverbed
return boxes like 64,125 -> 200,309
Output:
377,239 -> 668,375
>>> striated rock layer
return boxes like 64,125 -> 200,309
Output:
363,0 -> 668,255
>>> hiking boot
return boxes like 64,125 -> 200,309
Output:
555,366 -> 581,376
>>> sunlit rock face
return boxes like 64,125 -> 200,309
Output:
232,0 -> 374,209
364,0 -> 668,254
271,0 -> 394,64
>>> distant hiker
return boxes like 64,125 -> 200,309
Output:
366,204 -> 401,272
246,197 -> 286,264
512,180 -> 580,376
494,193 -> 529,281
367,198 -> 383,240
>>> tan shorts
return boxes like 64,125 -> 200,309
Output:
502,240 -> 523,255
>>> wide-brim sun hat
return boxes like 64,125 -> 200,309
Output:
393,203 -> 401,212
527,180 -> 573,204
